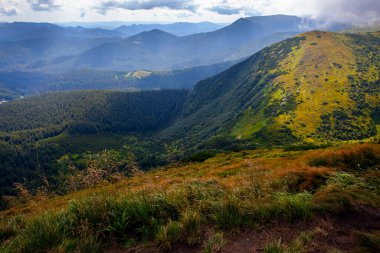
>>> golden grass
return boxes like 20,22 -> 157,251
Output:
1,143 -> 378,226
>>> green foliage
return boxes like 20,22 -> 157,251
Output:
184,150 -> 217,163
317,110 -> 377,140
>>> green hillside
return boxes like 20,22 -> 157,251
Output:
163,31 -> 380,146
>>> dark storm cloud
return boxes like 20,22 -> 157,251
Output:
27,0 -> 61,12
95,0 -> 197,15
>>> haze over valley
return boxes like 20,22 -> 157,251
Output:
0,1 -> 380,252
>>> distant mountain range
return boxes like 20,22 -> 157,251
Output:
113,22 -> 225,36
43,15 -> 352,72
0,22 -> 124,71
0,15 -> 355,99
0,15 -> 352,74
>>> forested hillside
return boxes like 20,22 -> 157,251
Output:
0,90 -> 188,133
0,62 -> 233,100
0,90 -> 188,208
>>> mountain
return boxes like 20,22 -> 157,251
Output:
51,15 -> 311,71
114,22 -> 224,36
2,31 -> 379,150
162,31 -> 380,146
0,22 -> 123,71
0,22 -> 122,41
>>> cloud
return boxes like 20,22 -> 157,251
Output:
0,4 -> 17,16
207,6 -> 241,16
27,0 -> 62,12
95,0 -> 198,15
255,0 -> 380,26
80,8 -> 86,18
314,0 -> 380,25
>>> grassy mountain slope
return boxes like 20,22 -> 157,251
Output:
163,31 -> 380,146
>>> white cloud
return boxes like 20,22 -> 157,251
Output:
27,0 -> 62,12
0,6 -> 17,16
0,0 -> 379,25
94,0 -> 198,15
0,1 -> 18,16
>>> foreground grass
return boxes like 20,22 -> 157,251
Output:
1,144 -> 379,252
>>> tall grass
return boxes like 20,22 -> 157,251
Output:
1,144 -> 379,252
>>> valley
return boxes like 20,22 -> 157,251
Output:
0,6 -> 379,253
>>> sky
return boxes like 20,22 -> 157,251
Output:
0,0 -> 380,25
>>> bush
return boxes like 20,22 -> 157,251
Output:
203,232 -> 225,253
5,211 -> 72,253
180,210 -> 202,245
156,221 -> 183,251
255,193 -> 313,222
184,150 -> 216,163
212,199 -> 246,229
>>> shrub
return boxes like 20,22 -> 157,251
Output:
6,211 -> 72,253
156,221 -> 183,251
256,192 -> 313,222
203,232 -> 225,253
181,210 -> 202,245
212,199 -> 246,229
184,150 -> 216,162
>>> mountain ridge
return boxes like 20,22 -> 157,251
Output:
161,30 -> 380,146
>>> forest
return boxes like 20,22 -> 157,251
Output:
0,90 -> 188,209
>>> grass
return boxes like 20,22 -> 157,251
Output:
1,144 -> 379,252
264,228 -> 323,253
203,232 -> 225,253
355,231 -> 380,252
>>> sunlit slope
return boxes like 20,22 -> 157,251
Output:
235,31 -> 380,142
164,31 -> 380,145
